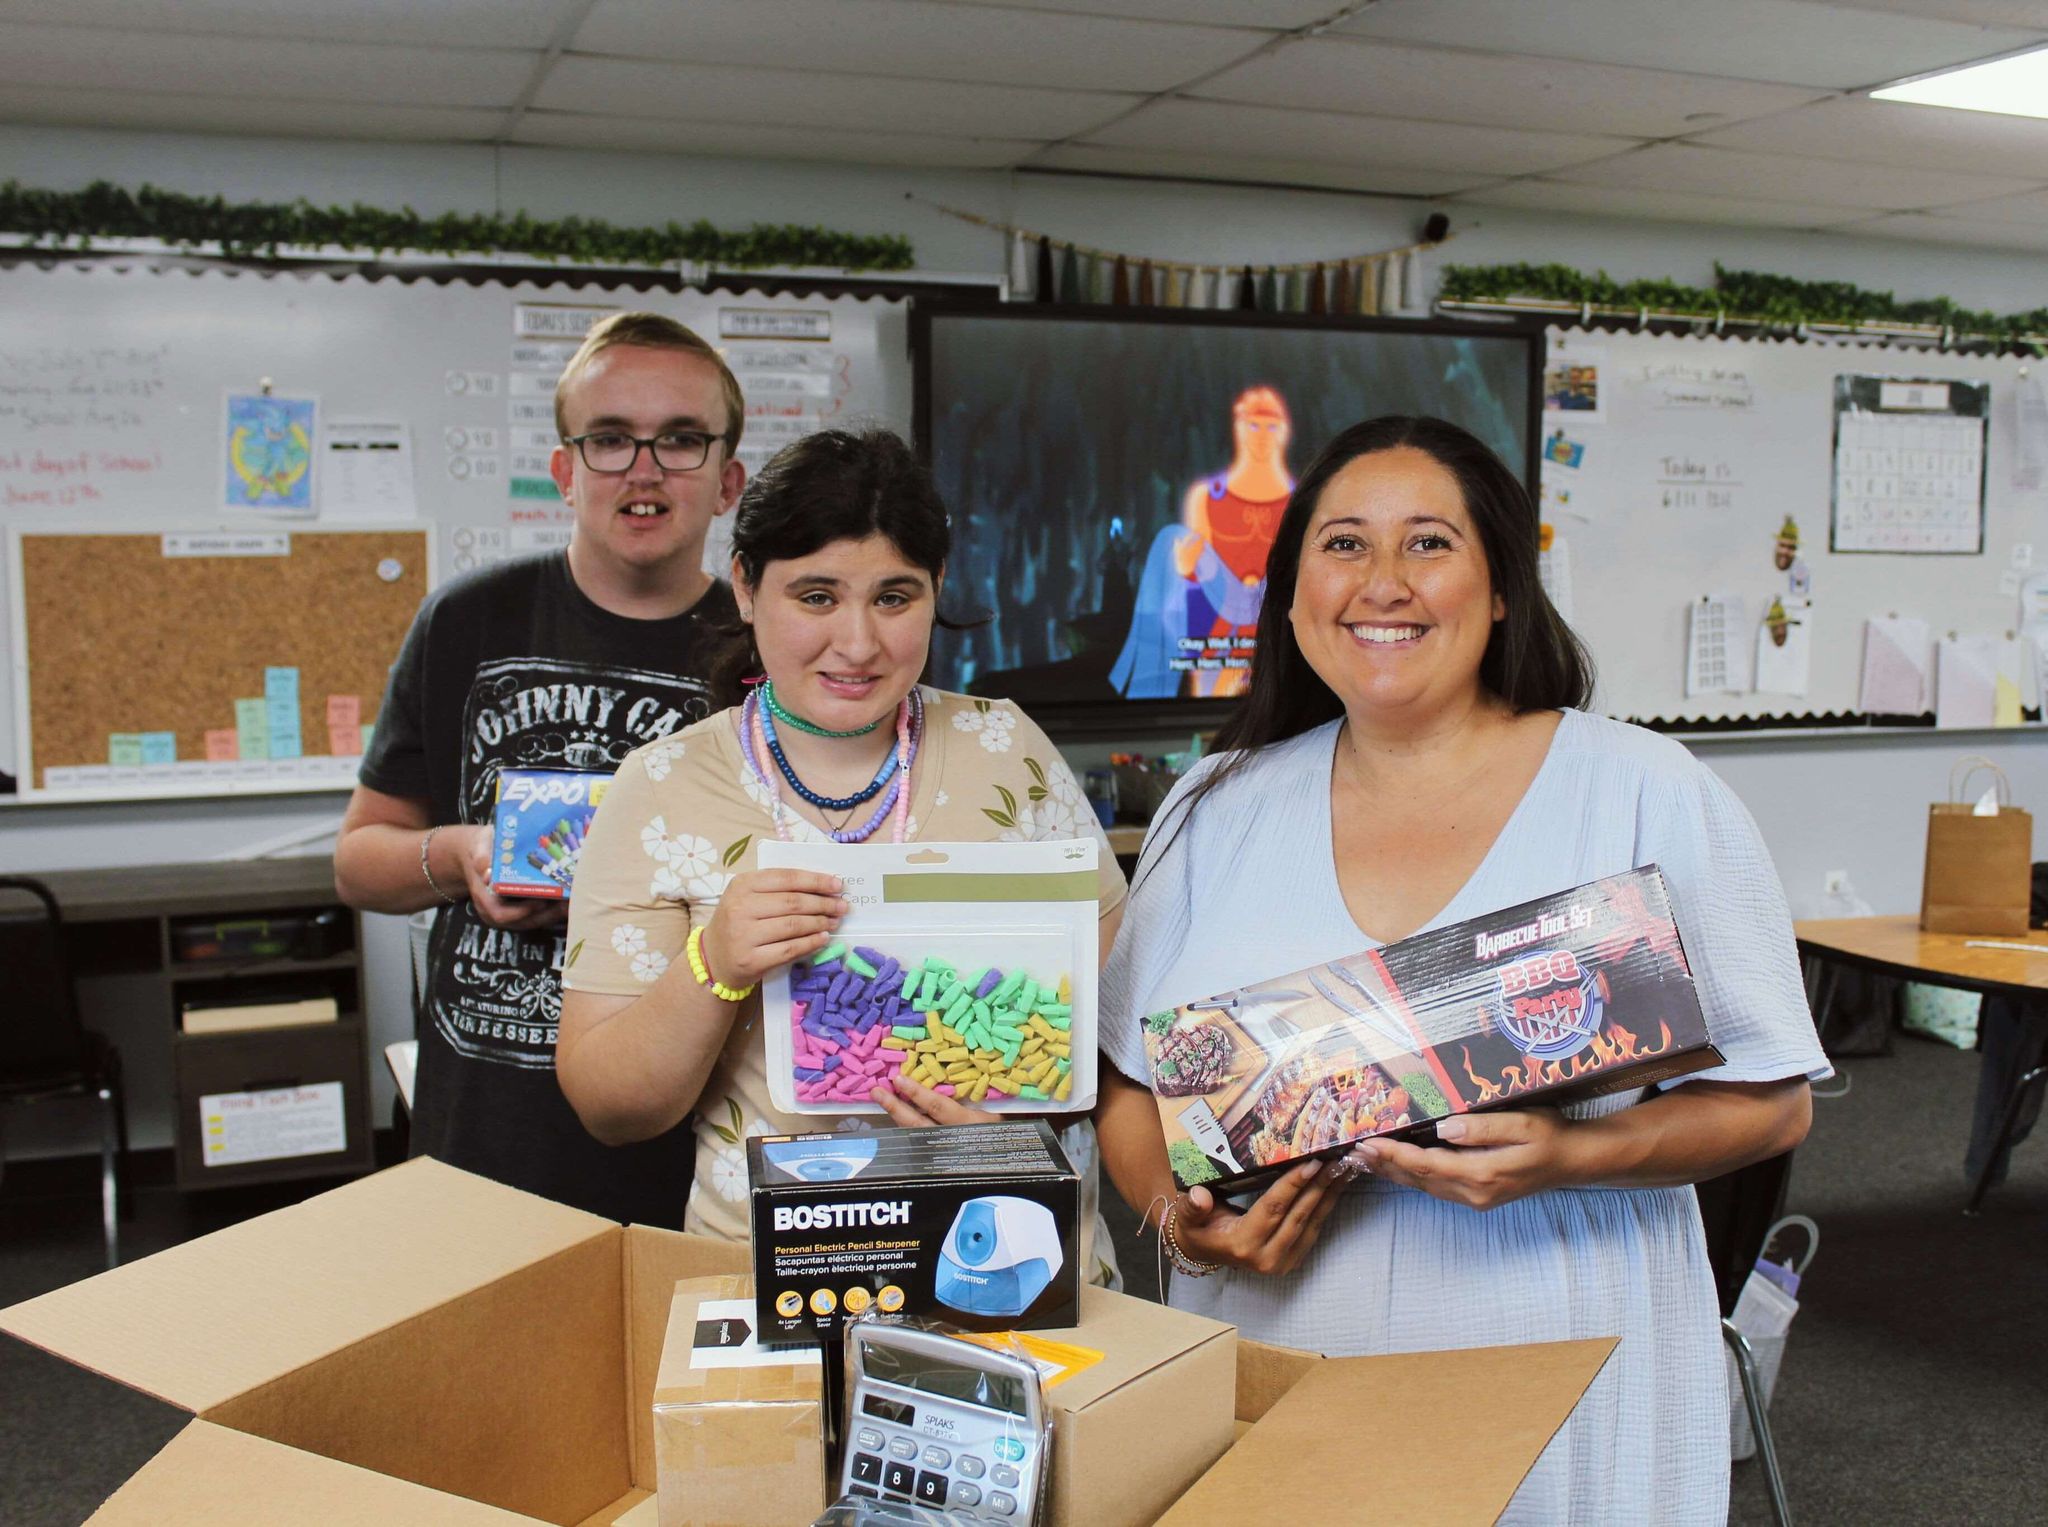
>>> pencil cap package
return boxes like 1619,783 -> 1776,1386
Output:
489,769 -> 610,899
757,839 -> 1103,1115
1146,866 -> 1722,1193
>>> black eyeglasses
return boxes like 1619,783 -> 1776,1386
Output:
563,429 -> 719,473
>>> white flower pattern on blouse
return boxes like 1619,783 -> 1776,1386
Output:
951,699 -> 1018,753
640,816 -> 686,864
629,948 -> 670,983
610,923 -> 648,957
641,739 -> 686,782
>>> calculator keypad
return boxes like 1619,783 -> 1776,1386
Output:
845,1394 -> 1035,1520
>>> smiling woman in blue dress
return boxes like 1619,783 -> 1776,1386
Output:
1095,416 -> 1828,1524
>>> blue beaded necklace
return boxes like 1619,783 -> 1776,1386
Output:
757,689 -> 900,811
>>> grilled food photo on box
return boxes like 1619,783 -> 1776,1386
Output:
1146,866 -> 1723,1192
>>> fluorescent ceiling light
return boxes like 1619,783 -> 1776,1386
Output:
1871,46 -> 2048,120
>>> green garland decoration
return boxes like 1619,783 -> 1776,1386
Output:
1441,259 -> 2048,341
0,179 -> 915,271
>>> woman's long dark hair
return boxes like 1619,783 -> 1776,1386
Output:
706,427 -> 976,707
1140,415 -> 1593,881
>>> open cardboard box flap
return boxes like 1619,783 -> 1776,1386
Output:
1,1158 -> 613,1413
1162,1335 -> 1619,1525
89,1420 -> 537,1525
1,1159 -> 750,1526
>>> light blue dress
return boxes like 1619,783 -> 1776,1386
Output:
1101,709 -> 1831,1525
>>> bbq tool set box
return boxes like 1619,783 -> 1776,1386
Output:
1146,867 -> 1722,1193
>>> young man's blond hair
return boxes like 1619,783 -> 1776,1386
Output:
553,311 -> 745,456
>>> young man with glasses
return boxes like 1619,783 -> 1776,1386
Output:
336,312 -> 744,1223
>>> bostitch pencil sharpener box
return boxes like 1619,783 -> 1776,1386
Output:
748,1120 -> 1079,1345
490,768 -> 610,899
1147,865 -> 1722,1193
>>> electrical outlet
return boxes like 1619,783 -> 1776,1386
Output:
1824,870 -> 1849,897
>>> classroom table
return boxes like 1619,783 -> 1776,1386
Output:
1795,917 -> 2048,1213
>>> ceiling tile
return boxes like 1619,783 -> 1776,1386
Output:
0,0 -> 571,48
1025,141 -> 1498,196
0,22 -> 534,108
575,0 -> 1264,92
1450,177 -> 1859,228
1551,139 -> 2043,208
1196,35 -> 1832,138
1689,93 -> 2048,178
0,84 -> 502,142
1084,97 -> 1638,174
1836,210 -> 2048,249
1334,0 -> 2043,89
511,110 -> 1037,167
931,0 -> 1333,24
1825,1 -> 2048,28
536,55 -> 1132,138
1929,186 -> 2048,225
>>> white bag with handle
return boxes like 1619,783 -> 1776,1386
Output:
1728,1215 -> 1817,1461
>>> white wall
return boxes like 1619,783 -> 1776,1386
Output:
2,123 -> 2043,1159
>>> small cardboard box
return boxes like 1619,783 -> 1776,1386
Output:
653,1274 -> 826,1526
1162,1337 -> 1619,1525
1148,865 -> 1721,1192
748,1121 -> 1079,1342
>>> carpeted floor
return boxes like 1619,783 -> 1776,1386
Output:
2,1034 -> 2041,1524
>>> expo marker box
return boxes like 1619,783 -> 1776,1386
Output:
490,768 -> 610,899
1146,866 -> 1722,1193
747,1121 -> 1079,1345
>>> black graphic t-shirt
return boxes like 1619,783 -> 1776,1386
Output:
360,551 -> 736,1226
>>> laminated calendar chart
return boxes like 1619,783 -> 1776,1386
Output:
1830,375 -> 1988,554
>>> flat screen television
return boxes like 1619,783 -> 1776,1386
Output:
913,302 -> 1541,735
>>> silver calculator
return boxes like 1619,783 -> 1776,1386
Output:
841,1322 -> 1047,1521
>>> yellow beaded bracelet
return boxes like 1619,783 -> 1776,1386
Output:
686,924 -> 755,1003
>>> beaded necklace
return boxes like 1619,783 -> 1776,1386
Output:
742,687 -> 921,845
762,678 -> 885,738
758,690 -> 898,811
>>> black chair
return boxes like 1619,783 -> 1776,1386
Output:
0,876 -> 129,1268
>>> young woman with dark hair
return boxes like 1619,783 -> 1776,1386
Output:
1095,417 -> 1826,1523
555,428 -> 1133,1281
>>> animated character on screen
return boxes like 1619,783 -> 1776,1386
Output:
1109,386 -> 1296,699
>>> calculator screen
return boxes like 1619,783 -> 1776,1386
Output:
860,1338 -> 1030,1417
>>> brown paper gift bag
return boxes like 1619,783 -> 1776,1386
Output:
1921,757 -> 2033,935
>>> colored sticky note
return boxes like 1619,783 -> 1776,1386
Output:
270,725 -> 303,760
234,699 -> 269,760
141,731 -> 177,766
326,693 -> 360,728
328,723 -> 363,756
266,694 -> 298,731
205,728 -> 239,761
109,733 -> 144,767
264,666 -> 300,703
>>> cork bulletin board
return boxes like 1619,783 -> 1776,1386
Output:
11,528 -> 428,798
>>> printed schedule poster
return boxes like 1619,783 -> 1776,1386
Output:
199,1082 -> 346,1167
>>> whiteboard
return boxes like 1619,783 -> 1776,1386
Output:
1541,325 -> 2048,725
0,260 -> 911,783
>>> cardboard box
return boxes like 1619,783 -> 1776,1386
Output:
491,769 -> 609,899
1164,1337 -> 1618,1525
0,1158 -> 747,1526
1148,866 -> 1722,1192
0,1159 -> 1612,1527
653,1274 -> 826,1526
748,1122 -> 1079,1342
